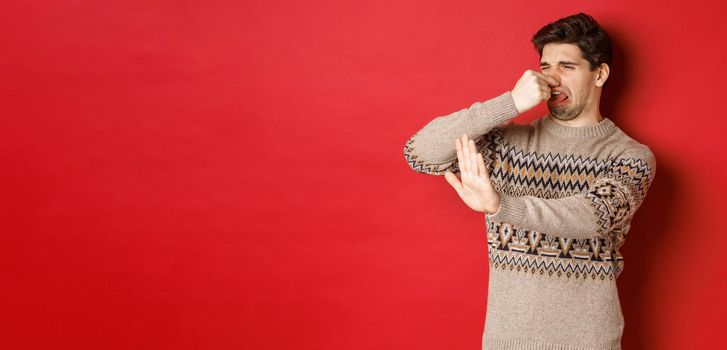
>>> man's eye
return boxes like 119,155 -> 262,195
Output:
564,65 -> 574,69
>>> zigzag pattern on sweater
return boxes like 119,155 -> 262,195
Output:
585,157 -> 654,243
486,219 -> 624,281
478,129 -> 654,280
404,125 -> 654,280
482,129 -> 654,242
484,131 -> 613,197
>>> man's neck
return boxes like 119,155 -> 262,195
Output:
549,107 -> 604,128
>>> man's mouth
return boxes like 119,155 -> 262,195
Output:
549,91 -> 569,105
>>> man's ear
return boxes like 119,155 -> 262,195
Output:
596,63 -> 610,87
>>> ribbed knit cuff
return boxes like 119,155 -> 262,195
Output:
487,194 -> 526,224
469,91 -> 520,131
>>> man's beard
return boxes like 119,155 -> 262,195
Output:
548,98 -> 585,121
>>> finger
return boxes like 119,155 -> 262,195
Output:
460,134 -> 470,172
455,137 -> 464,173
535,76 -> 549,89
444,171 -> 463,193
540,89 -> 550,102
539,83 -> 552,94
469,139 -> 478,173
533,71 -> 560,87
539,83 -> 552,101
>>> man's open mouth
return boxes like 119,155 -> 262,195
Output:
549,91 -> 568,104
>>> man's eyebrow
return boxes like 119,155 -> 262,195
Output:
540,61 -> 580,66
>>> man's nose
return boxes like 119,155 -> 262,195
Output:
546,73 -> 561,87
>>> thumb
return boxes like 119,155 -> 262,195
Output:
444,171 -> 463,193
533,71 -> 560,87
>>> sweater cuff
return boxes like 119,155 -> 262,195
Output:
478,91 -> 520,125
487,194 -> 526,223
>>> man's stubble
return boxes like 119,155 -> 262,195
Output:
548,96 -> 587,121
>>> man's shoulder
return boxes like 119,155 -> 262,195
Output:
608,126 -> 656,170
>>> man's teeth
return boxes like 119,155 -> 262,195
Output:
551,91 -> 561,95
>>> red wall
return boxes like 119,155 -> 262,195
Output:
2,1 -> 725,349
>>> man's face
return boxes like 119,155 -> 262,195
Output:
539,43 -> 601,121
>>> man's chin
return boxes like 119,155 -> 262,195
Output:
548,107 -> 578,121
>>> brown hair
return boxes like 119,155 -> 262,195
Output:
531,13 -> 613,71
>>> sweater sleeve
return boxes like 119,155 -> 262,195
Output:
487,147 -> 657,242
403,91 -> 520,175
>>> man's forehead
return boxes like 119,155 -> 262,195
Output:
540,43 -> 585,64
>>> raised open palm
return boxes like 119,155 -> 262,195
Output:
444,134 -> 501,214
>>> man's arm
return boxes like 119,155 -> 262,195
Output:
403,70 -> 561,176
403,91 -> 518,175
488,148 -> 657,241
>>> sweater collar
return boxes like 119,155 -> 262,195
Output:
541,114 -> 616,138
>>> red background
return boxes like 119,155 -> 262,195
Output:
2,1 -> 726,349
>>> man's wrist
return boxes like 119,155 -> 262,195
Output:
485,195 -> 502,215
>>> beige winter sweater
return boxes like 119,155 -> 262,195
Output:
403,91 -> 656,349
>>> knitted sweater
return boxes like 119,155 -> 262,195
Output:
403,91 -> 656,350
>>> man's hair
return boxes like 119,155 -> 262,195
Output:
531,12 -> 613,71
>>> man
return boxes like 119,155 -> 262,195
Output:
403,13 -> 656,349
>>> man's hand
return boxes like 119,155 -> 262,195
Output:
444,134 -> 500,214
511,69 -> 560,114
